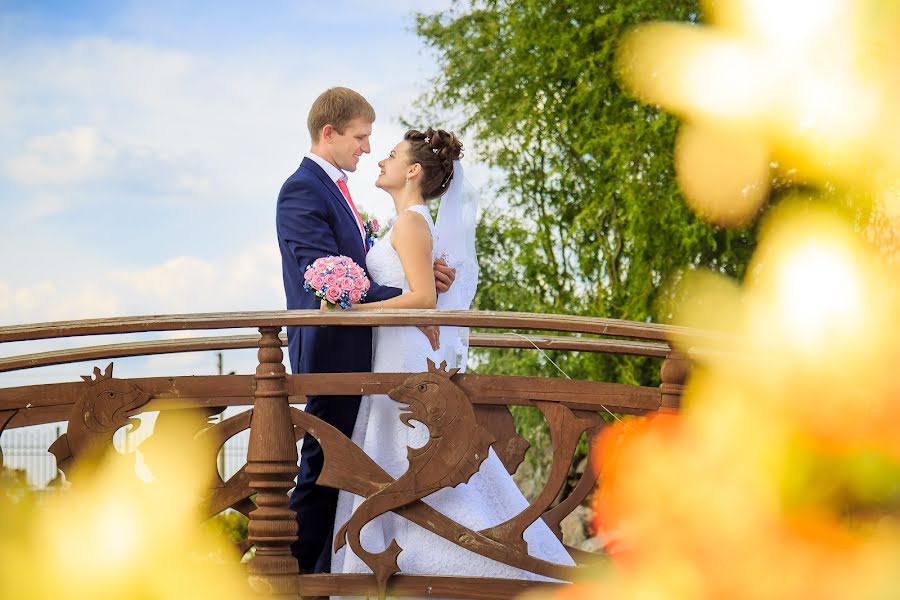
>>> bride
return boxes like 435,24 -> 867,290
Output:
330,128 -> 574,593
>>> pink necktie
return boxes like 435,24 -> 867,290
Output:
336,178 -> 365,239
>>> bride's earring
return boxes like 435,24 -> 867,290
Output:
405,176 -> 411,186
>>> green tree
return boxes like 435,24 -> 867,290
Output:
411,1 -> 762,475
413,0 -> 757,390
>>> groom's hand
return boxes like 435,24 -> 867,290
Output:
418,325 -> 441,351
433,258 -> 456,293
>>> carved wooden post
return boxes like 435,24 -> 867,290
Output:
247,326 -> 299,592
659,352 -> 690,413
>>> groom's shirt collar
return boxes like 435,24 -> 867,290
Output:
305,151 -> 366,243
305,151 -> 347,184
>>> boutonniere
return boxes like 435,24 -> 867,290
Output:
360,211 -> 385,250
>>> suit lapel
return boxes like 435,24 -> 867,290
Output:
301,158 -> 365,252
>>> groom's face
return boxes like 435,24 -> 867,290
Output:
328,117 -> 372,173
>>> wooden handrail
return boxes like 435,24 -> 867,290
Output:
0,372 -> 661,417
0,309 -> 701,344
0,332 -> 671,373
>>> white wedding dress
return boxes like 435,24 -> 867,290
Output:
331,205 -> 574,595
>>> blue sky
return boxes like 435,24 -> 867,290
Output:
0,0 -> 473,384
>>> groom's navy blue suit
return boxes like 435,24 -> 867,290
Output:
276,157 -> 401,574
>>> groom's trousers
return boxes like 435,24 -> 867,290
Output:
289,392 -> 362,574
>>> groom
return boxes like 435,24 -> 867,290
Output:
276,87 -> 454,575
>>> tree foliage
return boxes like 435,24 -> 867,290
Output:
413,0 -> 758,390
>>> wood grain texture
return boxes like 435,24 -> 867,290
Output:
291,573 -> 565,599
292,407 -> 578,581
0,309 -> 702,343
480,404 -> 604,553
660,352 -> 691,412
473,404 -> 530,475
0,331 -> 670,373
0,409 -> 16,466
245,327 -> 299,579
0,372 -> 662,430
542,426 -> 605,543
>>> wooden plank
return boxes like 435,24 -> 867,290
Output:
0,309 -> 699,343
0,334 -> 264,373
283,373 -> 659,412
0,332 -> 670,373
0,376 -> 255,412
0,381 -> 84,411
472,333 -> 670,357
7,405 -> 71,428
289,574 -> 566,599
0,373 -> 660,425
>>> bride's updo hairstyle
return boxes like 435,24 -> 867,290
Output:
404,128 -> 464,200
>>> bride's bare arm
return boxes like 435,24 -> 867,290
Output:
354,210 -> 436,310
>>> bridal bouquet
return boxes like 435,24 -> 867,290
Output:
303,255 -> 370,309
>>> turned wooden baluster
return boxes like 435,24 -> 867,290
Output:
659,351 -> 690,413
247,326 -> 299,592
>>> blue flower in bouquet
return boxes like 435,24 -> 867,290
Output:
362,214 -> 383,250
303,255 -> 370,309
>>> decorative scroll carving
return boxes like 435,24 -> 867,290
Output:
479,403 -> 604,553
473,405 -> 530,475
0,409 -> 17,467
195,410 -> 254,519
334,359 -> 496,599
48,363 -> 150,481
294,410 -> 576,583
541,426 -> 605,542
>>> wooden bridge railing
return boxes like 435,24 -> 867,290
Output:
0,310 -> 700,599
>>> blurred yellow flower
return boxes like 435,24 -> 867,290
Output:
0,416 -> 247,600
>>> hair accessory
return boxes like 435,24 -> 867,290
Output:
424,136 -> 431,144
432,148 -> 439,154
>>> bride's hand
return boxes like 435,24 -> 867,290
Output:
418,325 -> 440,351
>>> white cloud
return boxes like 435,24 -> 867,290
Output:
6,126 -> 117,186
0,4 -> 495,393
0,240 -> 281,326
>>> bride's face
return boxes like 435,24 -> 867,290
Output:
376,141 -> 415,191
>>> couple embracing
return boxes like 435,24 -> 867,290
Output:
276,87 -> 572,588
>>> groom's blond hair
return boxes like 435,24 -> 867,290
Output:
308,87 -> 376,142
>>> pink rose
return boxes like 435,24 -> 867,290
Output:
310,275 -> 325,290
353,277 -> 367,290
303,268 -> 314,281
324,273 -> 338,286
340,277 -> 354,291
325,286 -> 342,303
370,219 -> 379,232
349,289 -> 362,303
333,264 -> 347,277
363,278 -> 371,291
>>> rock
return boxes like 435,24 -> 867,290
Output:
512,459 -> 539,501
560,504 -> 590,547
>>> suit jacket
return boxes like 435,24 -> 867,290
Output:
276,157 -> 402,375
